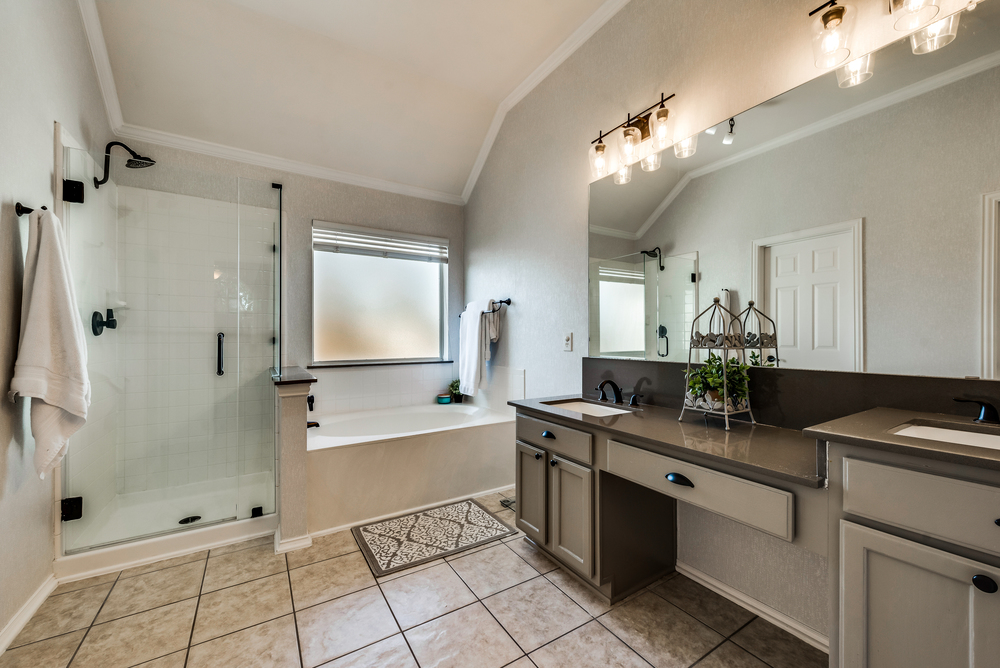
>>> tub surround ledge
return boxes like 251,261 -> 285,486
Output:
273,367 -> 318,554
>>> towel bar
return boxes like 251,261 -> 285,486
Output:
458,298 -> 511,321
15,203 -> 46,217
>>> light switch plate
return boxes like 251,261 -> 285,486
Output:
563,333 -> 573,352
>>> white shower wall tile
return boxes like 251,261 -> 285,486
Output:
309,362 -> 458,416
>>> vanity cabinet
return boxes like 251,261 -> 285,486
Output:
515,441 -> 547,546
550,455 -> 593,576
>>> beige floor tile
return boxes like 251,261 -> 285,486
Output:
505,658 -> 534,668
483,577 -> 591,653
505,538 -> 558,574
133,650 -> 188,667
10,584 -> 111,648
51,572 -> 119,596
72,598 -> 197,668
544,569 -> 611,617
290,551 -> 376,610
320,633 -> 418,668
730,618 -> 827,668
192,572 -> 293,644
380,562 -> 477,630
376,558 -> 445,584
697,641 -> 770,668
96,561 -> 204,623
652,575 -> 755,637
529,621 -> 648,668
296,586 -> 398,668
287,529 -> 358,570
0,629 -> 85,668
405,603 -> 522,668
443,539 -> 502,561
498,486 -> 516,499
495,509 -> 516,528
599,592 -> 723,668
187,615 -> 300,668
475,492 -> 509,513
502,528 -> 527,542
208,535 -> 273,558
449,544 -> 538,598
202,544 -> 287,593
121,550 -> 208,579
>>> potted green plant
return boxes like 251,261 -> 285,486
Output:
684,353 -> 750,413
448,379 -> 463,404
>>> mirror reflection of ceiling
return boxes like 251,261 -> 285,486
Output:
589,2 -> 1000,239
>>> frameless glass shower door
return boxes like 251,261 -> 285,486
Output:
61,148 -> 279,553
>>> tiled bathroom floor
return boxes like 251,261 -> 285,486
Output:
1,489 -> 828,668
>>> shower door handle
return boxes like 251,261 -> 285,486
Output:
217,333 -> 225,376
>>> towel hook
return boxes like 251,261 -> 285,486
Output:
15,203 -> 46,217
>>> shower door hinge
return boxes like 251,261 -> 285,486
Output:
62,179 -> 85,204
691,273 -> 697,283
61,497 -> 83,522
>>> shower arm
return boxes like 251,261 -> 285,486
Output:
94,141 -> 152,189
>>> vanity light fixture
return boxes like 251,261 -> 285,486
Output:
722,118 -> 736,145
588,93 -> 675,182
589,131 -> 608,179
810,1 -> 855,68
674,134 -> 697,159
704,125 -> 718,135
651,97 -> 671,150
911,13 -> 960,54
890,0 -> 940,31
613,163 -> 632,185
619,124 -> 643,166
641,150 -> 662,172
837,53 -> 874,87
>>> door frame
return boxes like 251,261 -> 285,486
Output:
982,192 -> 1000,380
750,219 -> 865,372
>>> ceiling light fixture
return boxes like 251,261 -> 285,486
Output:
588,92 -> 675,183
890,0 -> 940,31
674,134 -> 698,159
837,52 -> 874,87
911,13 -> 960,53
722,118 -> 736,145
810,1 -> 855,68
588,131 -> 608,179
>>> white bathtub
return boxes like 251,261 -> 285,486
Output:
305,404 -> 515,533
306,404 -> 511,450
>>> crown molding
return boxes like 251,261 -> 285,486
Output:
632,48 -> 1000,239
78,0 -> 122,130
461,0 -> 632,203
589,224 -> 638,240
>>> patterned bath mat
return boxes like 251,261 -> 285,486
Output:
352,499 -> 517,576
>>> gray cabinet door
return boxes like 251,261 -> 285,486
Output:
515,440 -> 547,545
550,455 -> 593,577
840,521 -> 1000,668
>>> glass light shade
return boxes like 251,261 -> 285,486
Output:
911,13 -> 960,54
837,53 -> 874,87
704,126 -> 717,135
892,0 -> 940,31
651,107 -> 671,150
640,151 -> 661,172
674,134 -> 697,159
722,131 -> 735,146
589,142 -> 608,179
613,163 -> 632,185
812,4 -> 855,69
619,126 -> 642,165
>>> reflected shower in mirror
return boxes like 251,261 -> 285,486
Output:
588,3 -> 1000,379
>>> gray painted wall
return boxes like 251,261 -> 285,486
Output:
0,0 -> 112,635
640,65 -> 1000,378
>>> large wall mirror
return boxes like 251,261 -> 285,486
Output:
589,3 -> 1000,379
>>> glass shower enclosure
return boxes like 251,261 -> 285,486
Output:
60,147 -> 280,553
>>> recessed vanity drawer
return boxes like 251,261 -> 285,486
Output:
516,415 -> 592,465
607,440 -> 794,541
843,458 -> 1000,557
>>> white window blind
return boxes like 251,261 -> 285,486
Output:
313,223 -> 448,263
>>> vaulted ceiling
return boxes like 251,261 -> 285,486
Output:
87,0 -> 624,204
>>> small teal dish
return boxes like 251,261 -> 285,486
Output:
436,394 -> 452,404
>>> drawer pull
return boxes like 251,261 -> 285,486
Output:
973,575 -> 999,594
665,472 -> 694,488
550,459 -> 558,467
534,453 -> 542,460
541,431 -> 556,439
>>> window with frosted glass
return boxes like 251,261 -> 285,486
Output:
312,224 -> 447,363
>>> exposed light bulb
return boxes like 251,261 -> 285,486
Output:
589,141 -> 607,179
812,4 -> 854,68
674,135 -> 697,159
619,126 -> 642,166
613,163 -> 632,185
891,0 -> 939,30
911,12 -> 960,54
641,151 -> 661,172
836,53 -> 873,87
651,107 -> 671,150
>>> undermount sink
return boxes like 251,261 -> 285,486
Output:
895,423 -> 1000,452
544,400 -> 631,417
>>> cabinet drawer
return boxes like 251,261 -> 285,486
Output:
607,440 -> 794,541
844,458 -> 1000,557
516,415 -> 592,465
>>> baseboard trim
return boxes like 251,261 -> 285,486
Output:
308,484 -> 514,539
675,561 -> 829,653
0,575 -> 57,653
274,533 -> 313,554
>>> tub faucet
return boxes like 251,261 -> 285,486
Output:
596,380 -> 624,404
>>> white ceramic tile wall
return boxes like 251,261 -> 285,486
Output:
308,362 -> 458,415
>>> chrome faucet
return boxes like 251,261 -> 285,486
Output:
596,380 -> 624,404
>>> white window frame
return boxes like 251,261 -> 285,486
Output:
311,220 -> 449,366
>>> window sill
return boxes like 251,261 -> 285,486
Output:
308,359 -> 454,370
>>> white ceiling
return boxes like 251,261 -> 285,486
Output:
89,0 -> 620,203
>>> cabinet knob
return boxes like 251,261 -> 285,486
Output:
995,518 -> 1000,527
665,472 -> 694,488
550,459 -> 558,467
541,430 -> 556,439
973,575 -> 999,594
534,453 -> 542,460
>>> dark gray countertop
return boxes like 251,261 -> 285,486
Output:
510,395 -> 824,488
804,407 -> 1000,471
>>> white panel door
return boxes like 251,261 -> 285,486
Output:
763,229 -> 856,371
